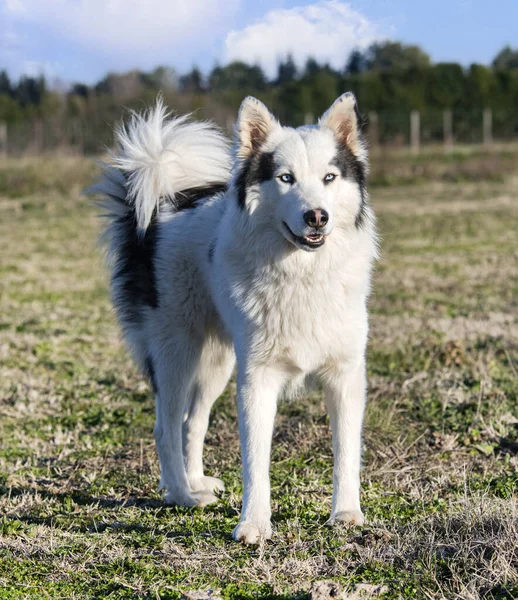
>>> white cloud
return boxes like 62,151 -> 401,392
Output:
224,1 -> 387,77
4,0 -> 26,12
3,0 -> 240,60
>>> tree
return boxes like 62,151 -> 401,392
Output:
492,46 -> 518,70
209,62 -> 267,91
365,41 -> 431,72
179,67 -> 205,93
0,93 -> 23,122
14,76 -> 46,106
2,38 -> 518,146
467,64 -> 497,108
142,66 -> 177,91
306,67 -> 340,117
275,54 -> 297,85
70,83 -> 89,98
345,49 -> 367,74
275,81 -> 312,125
304,58 -> 320,77
427,63 -> 466,108
0,71 -> 12,96
94,71 -> 143,99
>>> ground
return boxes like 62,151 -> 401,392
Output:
0,153 -> 517,599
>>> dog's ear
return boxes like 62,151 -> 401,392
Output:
236,96 -> 279,159
319,93 -> 362,156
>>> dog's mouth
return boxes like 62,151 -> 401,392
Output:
283,222 -> 326,251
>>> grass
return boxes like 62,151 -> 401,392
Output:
0,156 -> 517,599
368,144 -> 518,187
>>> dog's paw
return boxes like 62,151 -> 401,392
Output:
190,476 -> 225,494
163,487 -> 219,508
232,521 -> 272,545
190,490 -> 220,507
327,510 -> 365,527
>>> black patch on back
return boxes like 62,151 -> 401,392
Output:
174,183 -> 228,211
113,182 -> 227,326
236,151 -> 276,209
144,355 -> 158,394
113,213 -> 159,325
332,145 -> 368,230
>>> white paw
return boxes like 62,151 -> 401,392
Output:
327,509 -> 365,526
163,487 -> 219,508
190,476 -> 225,494
232,521 -> 272,545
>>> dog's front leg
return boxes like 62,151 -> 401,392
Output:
232,364 -> 286,544
323,359 -> 367,526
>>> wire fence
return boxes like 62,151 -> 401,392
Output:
1,109 -> 517,157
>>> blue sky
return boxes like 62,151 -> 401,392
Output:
1,0 -> 516,84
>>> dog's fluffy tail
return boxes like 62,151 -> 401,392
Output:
88,98 -> 232,234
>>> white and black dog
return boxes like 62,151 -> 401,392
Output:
90,93 -> 378,544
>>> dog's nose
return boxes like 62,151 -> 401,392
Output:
304,209 -> 329,229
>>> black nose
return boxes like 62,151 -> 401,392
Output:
304,209 -> 329,229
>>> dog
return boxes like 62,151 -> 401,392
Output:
90,93 -> 378,544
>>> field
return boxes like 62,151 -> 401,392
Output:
0,152 -> 517,599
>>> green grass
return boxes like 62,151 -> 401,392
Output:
0,158 -> 517,599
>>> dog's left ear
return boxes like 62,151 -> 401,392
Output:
319,93 -> 362,156
236,96 -> 279,159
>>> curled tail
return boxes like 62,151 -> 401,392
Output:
89,98 -> 232,234
87,99 -> 231,339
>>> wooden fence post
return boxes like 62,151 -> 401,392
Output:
0,122 -> 7,158
443,109 -> 453,153
410,110 -> 420,155
483,108 -> 493,147
72,118 -> 84,154
33,120 -> 44,154
368,111 -> 379,148
226,117 -> 235,137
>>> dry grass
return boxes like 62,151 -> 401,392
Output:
0,157 -> 517,599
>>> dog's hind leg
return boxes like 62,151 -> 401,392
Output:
152,338 -> 219,507
183,336 -> 235,494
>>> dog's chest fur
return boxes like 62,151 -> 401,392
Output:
221,232 -> 373,372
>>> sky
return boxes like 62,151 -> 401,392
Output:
0,0 -> 517,84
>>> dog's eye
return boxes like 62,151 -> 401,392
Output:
279,173 -> 295,184
324,173 -> 337,183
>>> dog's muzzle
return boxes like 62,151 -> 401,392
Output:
283,222 -> 327,251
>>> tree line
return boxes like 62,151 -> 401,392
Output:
1,42 -> 518,147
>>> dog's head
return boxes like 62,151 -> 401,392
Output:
234,93 -> 368,252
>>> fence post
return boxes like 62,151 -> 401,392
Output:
0,122 -> 6,158
483,108 -> 493,147
410,110 -> 420,155
33,121 -> 44,154
443,109 -> 453,153
72,118 -> 84,154
304,112 -> 314,125
226,117 -> 235,137
368,111 -> 379,148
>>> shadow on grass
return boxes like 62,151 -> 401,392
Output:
1,485 -> 241,541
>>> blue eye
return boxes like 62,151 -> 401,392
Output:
279,173 -> 295,184
324,173 -> 337,183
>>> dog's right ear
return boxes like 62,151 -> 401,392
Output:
319,93 -> 362,157
236,96 -> 279,159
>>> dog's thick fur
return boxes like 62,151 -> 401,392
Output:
91,94 -> 378,544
